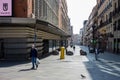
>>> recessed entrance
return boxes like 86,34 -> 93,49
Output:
0,39 -> 5,59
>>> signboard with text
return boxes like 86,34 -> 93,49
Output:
0,0 -> 12,16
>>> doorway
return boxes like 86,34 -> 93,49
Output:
43,39 -> 49,56
0,39 -> 4,59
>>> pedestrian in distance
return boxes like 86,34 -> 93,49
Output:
30,44 -> 38,69
95,42 -> 100,60
96,42 -> 100,54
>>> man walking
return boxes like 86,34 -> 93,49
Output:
30,44 -> 38,69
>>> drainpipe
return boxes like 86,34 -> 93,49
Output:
34,24 -> 37,46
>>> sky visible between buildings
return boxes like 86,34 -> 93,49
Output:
66,0 -> 96,34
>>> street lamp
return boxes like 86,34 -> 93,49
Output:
92,25 -> 98,60
92,25 -> 95,50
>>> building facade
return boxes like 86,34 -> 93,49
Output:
0,0 -> 71,59
84,5 -> 98,48
79,28 -> 83,45
83,0 -> 120,54
59,0 -> 70,47
82,20 -> 88,46
112,0 -> 120,53
97,0 -> 113,52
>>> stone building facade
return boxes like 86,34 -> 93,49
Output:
0,0 -> 71,60
112,0 -> 120,53
82,0 -> 120,54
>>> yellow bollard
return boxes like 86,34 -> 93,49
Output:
60,47 -> 65,59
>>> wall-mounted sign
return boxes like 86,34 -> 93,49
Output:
0,0 -> 12,16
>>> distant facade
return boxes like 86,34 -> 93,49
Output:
72,34 -> 80,45
79,28 -> 83,45
68,25 -> 73,46
84,5 -> 98,47
81,20 -> 88,46
0,0 -> 71,59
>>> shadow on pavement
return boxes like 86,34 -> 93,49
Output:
0,53 -> 52,68
0,60 -> 31,67
18,68 -> 34,72
80,45 -> 120,80
83,61 -> 120,80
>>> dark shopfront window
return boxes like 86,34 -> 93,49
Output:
114,39 -> 120,53
114,21 -> 117,31
118,19 -> 120,30
118,39 -> 120,53
0,39 -> 4,58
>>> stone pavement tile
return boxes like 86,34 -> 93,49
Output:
76,45 -> 120,79
3,45 -> 119,80
38,55 -> 92,80
0,76 -> 10,80
0,54 -> 93,80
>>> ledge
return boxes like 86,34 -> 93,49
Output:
0,17 -> 36,24
0,17 -> 71,37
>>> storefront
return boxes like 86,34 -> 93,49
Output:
0,18 -> 69,60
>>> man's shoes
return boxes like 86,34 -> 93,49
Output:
31,67 -> 35,69
36,64 -> 38,69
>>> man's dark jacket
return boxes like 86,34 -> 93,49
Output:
30,48 -> 38,57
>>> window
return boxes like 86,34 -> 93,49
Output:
114,21 -> 117,31
43,1 -> 46,17
114,3 -> 117,11
109,12 -> 112,22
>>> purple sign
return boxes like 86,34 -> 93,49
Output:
0,0 -> 12,16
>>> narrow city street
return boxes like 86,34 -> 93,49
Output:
0,45 -> 120,80
0,0 -> 120,80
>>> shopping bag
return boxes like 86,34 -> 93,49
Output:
36,58 -> 40,65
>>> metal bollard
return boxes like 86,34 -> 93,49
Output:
60,47 -> 65,59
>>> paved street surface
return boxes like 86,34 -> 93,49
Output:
0,45 -> 120,80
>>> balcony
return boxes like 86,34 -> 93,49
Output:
112,7 -> 120,17
106,33 -> 114,38
98,19 -> 112,28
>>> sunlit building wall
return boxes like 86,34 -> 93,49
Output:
97,0 -> 113,52
86,5 -> 98,47
59,0 -> 71,47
